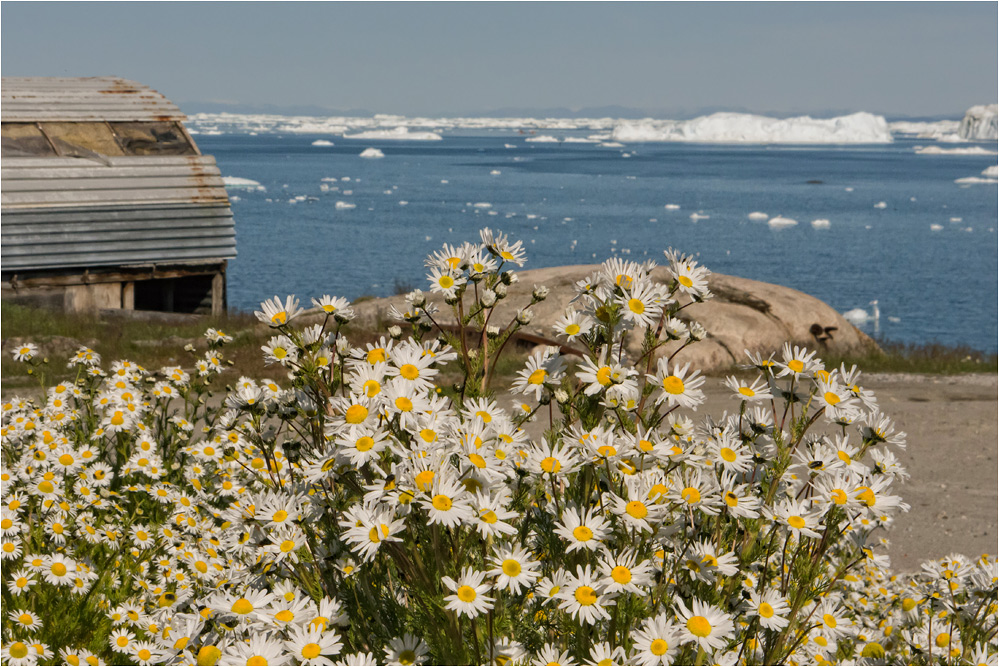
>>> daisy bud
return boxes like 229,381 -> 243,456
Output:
517,309 -> 534,325
532,285 -> 549,301
387,326 -> 403,339
408,289 -> 427,308
689,322 -> 707,341
184,344 -> 195,352
501,271 -> 518,285
554,388 -> 569,403
494,283 -> 508,298
481,289 -> 497,307
444,294 -> 459,305
486,325 -> 501,338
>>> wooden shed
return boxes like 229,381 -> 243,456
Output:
1,77 -> 236,315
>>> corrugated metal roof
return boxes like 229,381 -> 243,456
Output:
2,156 -> 236,270
2,77 -> 185,122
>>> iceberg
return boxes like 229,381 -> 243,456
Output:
344,127 -> 442,141
359,148 -> 385,159
958,105 -> 998,141
664,204 -> 681,210
311,139 -> 334,146
611,112 -> 892,144
811,219 -> 831,229
874,202 -> 887,209
889,119 -> 961,141
747,212 -> 769,221
930,224 -> 944,231
525,135 -> 560,143
222,176 -> 265,192
335,201 -> 356,210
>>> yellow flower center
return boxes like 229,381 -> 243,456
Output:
572,526 -> 594,542
395,397 -> 413,412
574,586 -> 597,605
469,453 -> 487,468
678,275 -> 693,288
415,470 -> 435,491
650,638 -> 669,656
59,454 -> 75,466
564,323 -> 580,336
231,598 -> 254,615
823,613 -> 837,628
302,643 -> 322,660
628,298 -> 645,314
612,566 -> 632,584
824,391 -> 841,406
18,613 -> 32,624
540,456 -> 561,474
457,585 -> 477,602
356,436 -> 375,452
787,359 -> 805,373
687,615 -> 712,637
788,515 -> 806,530
345,405 -> 368,424
681,487 -> 701,504
935,633 -> 950,648
480,510 -> 498,524
280,540 -> 296,553
138,649 -> 152,661
439,275 -> 455,289
272,510 -> 288,522
51,562 -> 68,576
725,491 -> 739,507
759,602 -> 775,618
831,489 -> 848,505
502,559 -> 521,577
400,364 -> 420,380
363,380 -> 381,397
738,386 -> 755,397
625,501 -> 648,519
432,495 -> 453,511
10,643 -> 28,659
271,311 -> 287,325
662,376 -> 685,394
528,369 -> 547,385
902,597 -> 917,612
247,657 -> 268,666
720,447 -> 737,462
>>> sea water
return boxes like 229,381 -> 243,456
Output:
197,134 -> 998,352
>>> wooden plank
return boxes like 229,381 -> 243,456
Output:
2,204 -> 232,223
1,188 -> 229,207
2,217 -> 234,235
3,227 -> 236,246
2,156 -> 218,169
3,246 -> 236,269
2,175 -> 226,192
2,164 -> 221,180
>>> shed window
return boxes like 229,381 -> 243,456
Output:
0,122 -> 198,158
1,123 -> 56,157
110,122 -> 197,156
40,122 -> 125,158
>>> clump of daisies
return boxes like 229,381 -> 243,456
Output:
2,228 -> 996,666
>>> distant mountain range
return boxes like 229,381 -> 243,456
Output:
178,100 -> 961,122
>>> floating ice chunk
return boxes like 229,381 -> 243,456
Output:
441,179 -> 449,184
664,204 -> 681,210
842,308 -> 871,324
525,135 -> 560,143
342,190 -> 353,195
490,170 -> 502,175
950,217 -> 963,222
768,216 -> 797,228
910,197 -> 916,201
649,218 -> 657,222
811,219 -> 831,229
399,201 -> 409,206
504,143 -> 516,148
600,141 -> 625,147
873,201 -> 887,209
425,235 -> 432,241
359,148 -> 385,158
983,165 -> 999,178
690,212 -> 710,221
311,139 -> 334,146
473,202 -> 492,208
954,176 -> 998,184
383,189 -> 393,195
345,127 -> 442,141
488,210 -> 498,216
563,136 -> 597,143
321,177 -> 339,182
930,224 -> 944,231
621,153 -> 631,158
887,316 -> 901,323
342,177 -> 351,182
335,201 -> 356,210
845,187 -> 854,192
611,111 -> 892,144
229,195 -> 240,202
958,104 -> 998,140
564,217 -> 574,222
222,176 -> 265,191
747,211 -> 769,221
915,145 -> 996,155
526,214 -> 538,219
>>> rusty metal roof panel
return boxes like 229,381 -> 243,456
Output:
1,77 -> 185,122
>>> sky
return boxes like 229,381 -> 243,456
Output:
2,2 -> 996,118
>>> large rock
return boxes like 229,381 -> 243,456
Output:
348,265 -> 878,372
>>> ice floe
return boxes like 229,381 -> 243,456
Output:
768,216 -> 797,228
359,148 -> 385,159
930,224 -> 944,231
889,119 -> 961,141
873,202 -> 887,209
689,212 -> 710,221
344,127 -> 442,141
335,201 -> 356,210
490,170 -> 502,175
811,219 -> 831,229
747,211 -> 769,221
664,204 -> 681,210
611,112 -> 892,144
311,139 -> 335,146
525,135 -> 560,143
915,145 -> 996,155
222,176 -> 265,191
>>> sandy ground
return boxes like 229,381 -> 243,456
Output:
514,372 -> 997,572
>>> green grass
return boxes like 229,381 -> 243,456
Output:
822,339 -> 998,375
1,302 -> 268,389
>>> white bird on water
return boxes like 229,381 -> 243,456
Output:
843,300 -> 880,333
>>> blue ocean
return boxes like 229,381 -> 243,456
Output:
196,134 -> 998,353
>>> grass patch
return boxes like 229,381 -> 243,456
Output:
1,302 -> 270,390
823,339 -> 998,375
